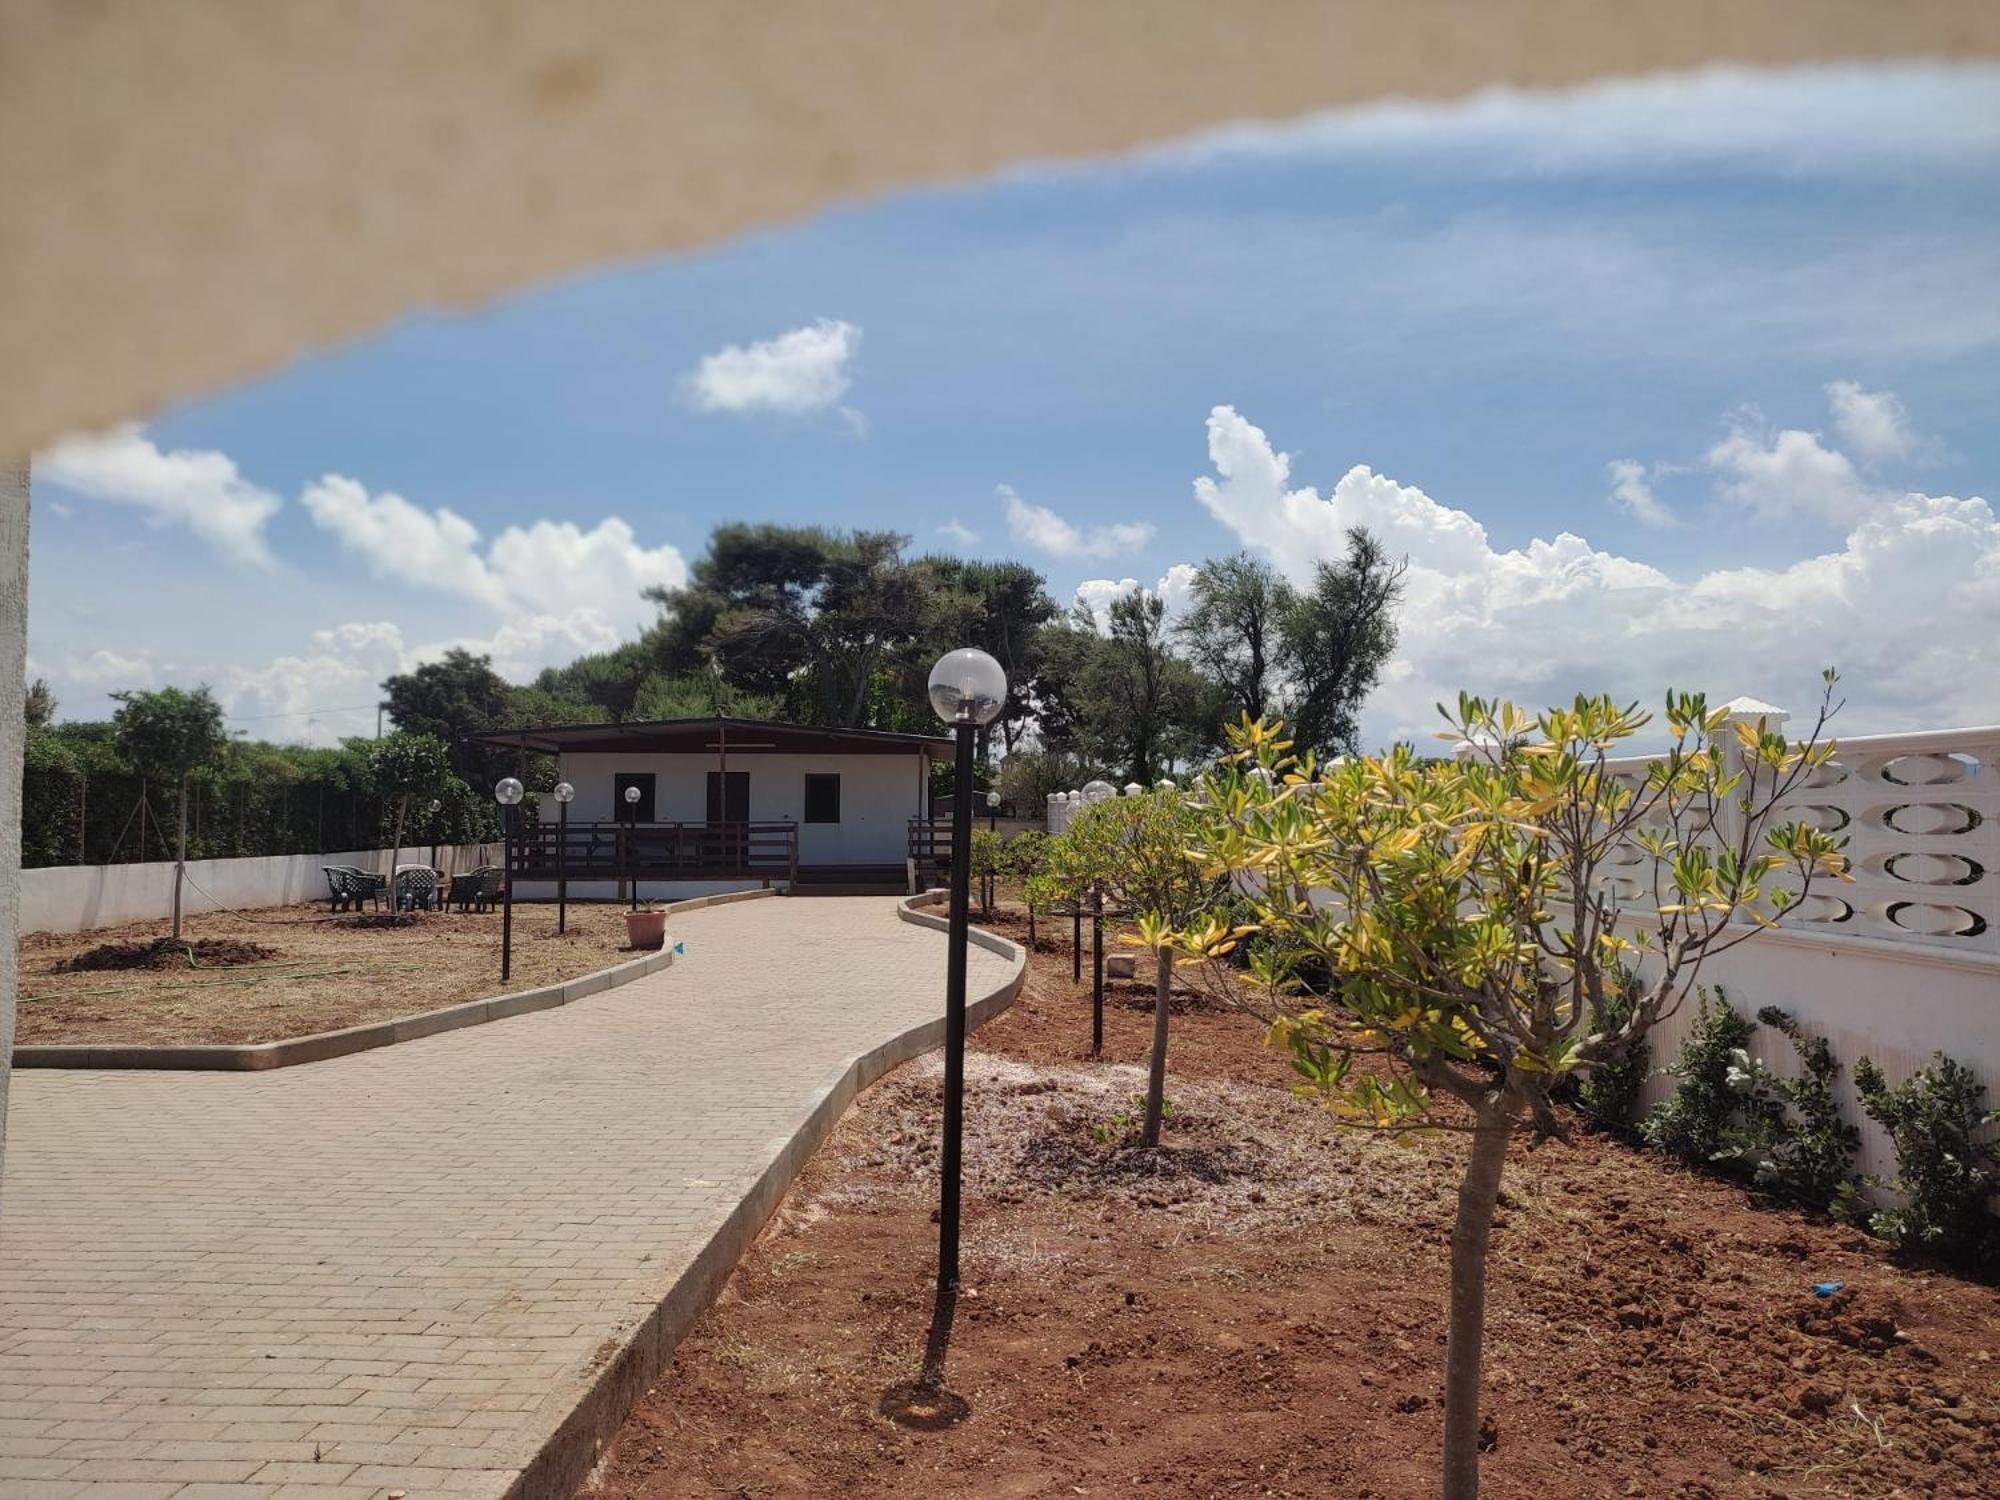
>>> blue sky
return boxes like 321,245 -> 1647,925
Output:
29,64 -> 2000,746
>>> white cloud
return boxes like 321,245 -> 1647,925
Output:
300,475 -> 686,636
1825,379 -> 1916,463
1072,563 -> 1197,632
1003,485 -> 1154,560
937,518 -> 980,547
63,648 -> 161,688
1191,405 -> 2000,744
683,318 -> 862,425
34,425 -> 282,567
1705,415 -> 1875,526
1606,459 -> 1672,527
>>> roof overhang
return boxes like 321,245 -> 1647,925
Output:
471,716 -> 953,760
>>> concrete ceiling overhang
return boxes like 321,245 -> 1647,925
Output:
3,1 -> 1997,459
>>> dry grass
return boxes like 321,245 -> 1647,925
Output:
17,900 -> 651,1047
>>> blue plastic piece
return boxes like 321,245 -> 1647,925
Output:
1812,1281 -> 1844,1297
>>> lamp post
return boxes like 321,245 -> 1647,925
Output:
1079,780 -> 1116,1051
553,781 -> 575,934
494,777 -> 524,982
623,783 -> 641,910
426,797 -> 442,874
917,645 -> 1006,1395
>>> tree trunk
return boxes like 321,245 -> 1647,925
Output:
171,774 -> 189,940
1442,1096 -> 1513,1500
388,797 -> 408,920
1140,944 -> 1172,1147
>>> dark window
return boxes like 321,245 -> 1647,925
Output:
705,770 -> 749,823
803,773 -> 840,824
613,772 -> 655,822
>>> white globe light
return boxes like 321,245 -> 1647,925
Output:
927,647 -> 1008,727
985,789 -> 1000,808
1081,779 -> 1116,805
553,781 -> 576,804
624,785 -> 642,804
494,777 -> 524,806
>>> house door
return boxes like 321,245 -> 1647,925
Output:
613,772 -> 656,822
705,770 -> 750,823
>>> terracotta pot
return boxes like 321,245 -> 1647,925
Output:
625,910 -> 668,950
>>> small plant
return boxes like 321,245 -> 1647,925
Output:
1854,1052 -> 2000,1268
1642,988 -> 1760,1167
1093,1094 -> 1175,1145
968,828 -> 1004,916
1749,1006 -> 1859,1211
1575,965 -> 1648,1130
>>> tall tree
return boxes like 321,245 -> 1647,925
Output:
367,731 -> 455,910
1175,553 -> 1295,725
1279,527 -> 1407,758
1089,592 -> 1216,783
917,556 -> 1060,758
24,676 -> 55,727
648,524 -> 935,728
382,649 -> 511,782
111,686 -> 228,938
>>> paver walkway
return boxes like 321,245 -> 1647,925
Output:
0,896 -> 1017,1499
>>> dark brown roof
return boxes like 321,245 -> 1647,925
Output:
470,716 -> 953,759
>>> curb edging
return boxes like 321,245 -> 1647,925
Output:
13,887 -> 776,1072
503,891 -> 1026,1500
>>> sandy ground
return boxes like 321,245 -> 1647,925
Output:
583,903 -> 1999,1500
17,900 -> 647,1046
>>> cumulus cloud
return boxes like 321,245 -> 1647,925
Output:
937,518 -> 980,546
63,648 -> 162,688
1002,485 -> 1154,560
1606,459 -> 1673,527
1191,405 -> 2000,743
683,318 -> 863,427
300,475 -> 686,637
1704,414 -> 1875,526
34,425 -> 282,567
1072,563 -> 1198,632
1825,379 -> 1917,463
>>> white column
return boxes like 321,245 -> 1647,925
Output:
0,461 -> 29,1202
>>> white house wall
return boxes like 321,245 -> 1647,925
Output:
551,751 -> 930,867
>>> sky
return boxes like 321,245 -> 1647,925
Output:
27,63 -> 2000,750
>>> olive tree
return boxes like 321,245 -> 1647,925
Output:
1069,790 -> 1229,1146
111,686 -> 229,939
1172,687 -> 1847,1499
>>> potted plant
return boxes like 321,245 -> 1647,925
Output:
625,907 -> 669,950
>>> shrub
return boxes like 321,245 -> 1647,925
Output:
1642,988 -> 1760,1167
1750,1006 -> 1859,1212
1575,965 -> 1648,1130
1854,1052 -> 2000,1268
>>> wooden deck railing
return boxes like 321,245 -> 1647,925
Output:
509,820 -> 799,886
908,818 -> 955,875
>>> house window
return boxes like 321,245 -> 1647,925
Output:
705,770 -> 749,823
614,772 -> 655,822
803,773 -> 840,824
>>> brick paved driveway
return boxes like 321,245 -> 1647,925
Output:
0,896 -> 1017,1499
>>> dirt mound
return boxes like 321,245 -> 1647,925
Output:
67,936 -> 277,972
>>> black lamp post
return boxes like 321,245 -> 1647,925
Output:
917,645 -> 1006,1394
1079,780 -> 1116,1056
553,780 -> 575,935
495,777 -> 524,982
623,783 -> 641,910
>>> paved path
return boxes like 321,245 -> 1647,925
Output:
0,896 -> 1017,1500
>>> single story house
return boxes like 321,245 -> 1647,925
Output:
472,716 -> 954,899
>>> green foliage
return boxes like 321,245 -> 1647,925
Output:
1575,965 -> 1648,1129
1277,527 -> 1408,759
366,732 -> 454,808
382,648 -> 510,781
967,828 -> 1005,880
1749,1006 -> 1859,1211
111,686 -> 228,786
1854,1053 -> 2000,1267
1001,829 -> 1051,883
1642,989 -> 1759,1166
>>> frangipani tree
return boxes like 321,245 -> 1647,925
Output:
1170,684 -> 1848,1500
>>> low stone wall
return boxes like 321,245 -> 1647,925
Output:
21,842 -> 502,934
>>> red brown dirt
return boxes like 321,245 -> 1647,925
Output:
585,902 -> 2000,1500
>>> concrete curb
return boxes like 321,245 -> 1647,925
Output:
505,892 -> 1027,1500
12,887 -> 777,1072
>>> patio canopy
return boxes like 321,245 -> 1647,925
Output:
470,715 -> 954,760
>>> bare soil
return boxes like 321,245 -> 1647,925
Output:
585,902 -> 2000,1500
17,900 -> 648,1046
